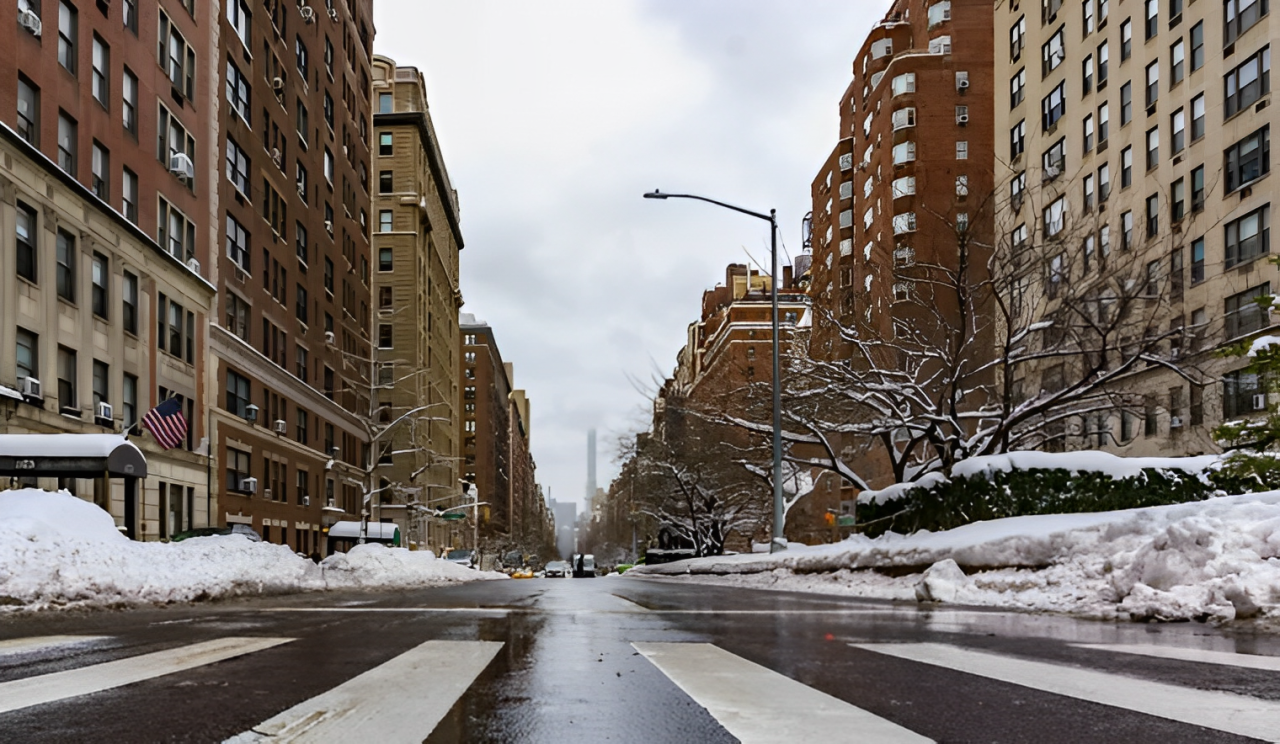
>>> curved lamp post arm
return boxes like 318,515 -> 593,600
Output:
643,190 -> 773,224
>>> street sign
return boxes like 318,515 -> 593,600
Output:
836,515 -> 856,527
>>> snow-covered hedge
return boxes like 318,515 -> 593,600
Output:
855,451 -> 1248,537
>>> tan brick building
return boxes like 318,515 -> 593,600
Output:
370,55 -> 464,551
1,0 -> 216,538
994,0 -> 1276,454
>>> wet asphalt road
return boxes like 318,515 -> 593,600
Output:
1,576 -> 1279,743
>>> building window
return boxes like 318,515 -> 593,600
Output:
226,60 -> 251,125
295,222 -> 308,265
225,292 -> 250,341
57,111 -> 77,175
1146,193 -> 1160,239
379,209 -> 393,232
91,253 -> 108,318
92,360 -> 109,410
226,136 -> 250,194
159,11 -> 197,100
1097,101 -> 1110,144
1144,0 -> 1158,39
1172,178 -> 1186,222
15,203 -> 37,281
1098,162 -> 1111,201
379,132 -> 392,156
121,167 -> 138,223
1223,370 -> 1262,418
1098,40 -> 1109,85
1145,61 -> 1159,108
1120,81 -> 1132,126
1121,210 -> 1134,250
378,92 -> 393,113
1083,114 -> 1095,151
1192,165 -> 1205,211
1191,237 -> 1205,283
1042,26 -> 1065,77
226,370 -> 251,417
1146,127 -> 1159,170
226,213 -> 250,270
16,328 -> 38,383
893,212 -> 917,235
1083,54 -> 1094,93
1010,15 -> 1026,60
1225,0 -> 1268,47
1225,126 -> 1271,193
17,75 -> 39,146
1042,137 -> 1066,176
90,141 -> 110,200
956,141 -> 968,159
1189,21 -> 1204,72
378,324 -> 393,349
1191,94 -> 1205,140
120,270 -> 138,334
1041,82 -> 1066,130
295,345 -> 308,381
1170,39 -> 1185,86
157,198 -> 196,261
56,229 -> 76,302
1120,18 -> 1132,60
1225,282 -> 1271,338
58,1 -> 77,74
226,448 -> 251,494
1043,196 -> 1066,237
1225,206 -> 1271,268
379,170 -> 393,193
1171,109 -> 1185,153
378,247 -> 393,272
1225,47 -> 1271,119
122,373 -> 137,430
295,35 -> 309,79
1011,119 -> 1026,159
892,141 -> 916,165
122,67 -> 138,135
57,346 -> 77,413
92,35 -> 109,105
1011,67 -> 1027,107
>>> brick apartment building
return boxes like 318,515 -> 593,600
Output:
212,0 -> 376,552
806,0 -> 995,491
0,0 -> 216,538
370,54 -> 464,551
459,313 -> 542,557
995,0 -> 1275,455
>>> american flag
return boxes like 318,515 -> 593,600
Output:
141,397 -> 189,450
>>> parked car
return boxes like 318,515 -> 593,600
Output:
170,524 -> 262,543
544,560 -> 570,578
445,549 -> 477,569
511,567 -> 535,579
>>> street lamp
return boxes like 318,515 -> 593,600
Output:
643,189 -> 785,553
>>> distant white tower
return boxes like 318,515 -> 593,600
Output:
586,429 -> 597,505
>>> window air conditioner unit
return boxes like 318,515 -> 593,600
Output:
271,147 -> 282,166
1169,416 -> 1183,428
324,220 -> 333,232
300,5 -> 315,22
244,403 -> 259,422
324,331 -> 336,345
957,78 -> 970,90
272,76 -> 285,92
302,496 -> 311,506
186,257 -> 201,274
168,152 -> 194,182
1253,394 -> 1268,411
956,114 -> 969,125
263,488 -> 272,500
243,477 -> 258,494
18,8 -> 42,36
328,6 -> 339,21
297,182 -> 307,198
20,376 -> 42,399
273,419 -> 287,434
97,402 -> 113,422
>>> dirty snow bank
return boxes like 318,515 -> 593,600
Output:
0,489 -> 503,612
632,492 -> 1280,623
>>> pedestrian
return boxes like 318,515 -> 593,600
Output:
576,554 -> 585,577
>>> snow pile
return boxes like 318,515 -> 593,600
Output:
633,492 -> 1280,623
0,489 -> 502,612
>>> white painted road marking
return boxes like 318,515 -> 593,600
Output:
634,642 -> 933,744
856,642 -> 1280,743
1073,642 -> 1280,672
0,635 -> 109,657
224,640 -> 503,743
0,637 -> 293,715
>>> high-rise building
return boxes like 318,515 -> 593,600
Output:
585,428 -> 596,503
370,55 -> 464,551
993,0 -> 1275,453
211,0 -> 376,552
1,0 -> 216,538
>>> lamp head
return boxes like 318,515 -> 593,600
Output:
643,190 -> 668,200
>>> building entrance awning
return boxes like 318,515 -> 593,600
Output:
0,434 -> 148,479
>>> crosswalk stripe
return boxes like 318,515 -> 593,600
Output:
1073,642 -> 1280,672
634,642 -> 932,744
0,636 -> 109,657
855,642 -> 1280,743
224,640 -> 503,743
0,637 -> 292,715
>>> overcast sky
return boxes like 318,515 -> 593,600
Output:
371,0 -> 892,507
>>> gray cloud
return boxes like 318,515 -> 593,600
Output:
373,0 -> 892,505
